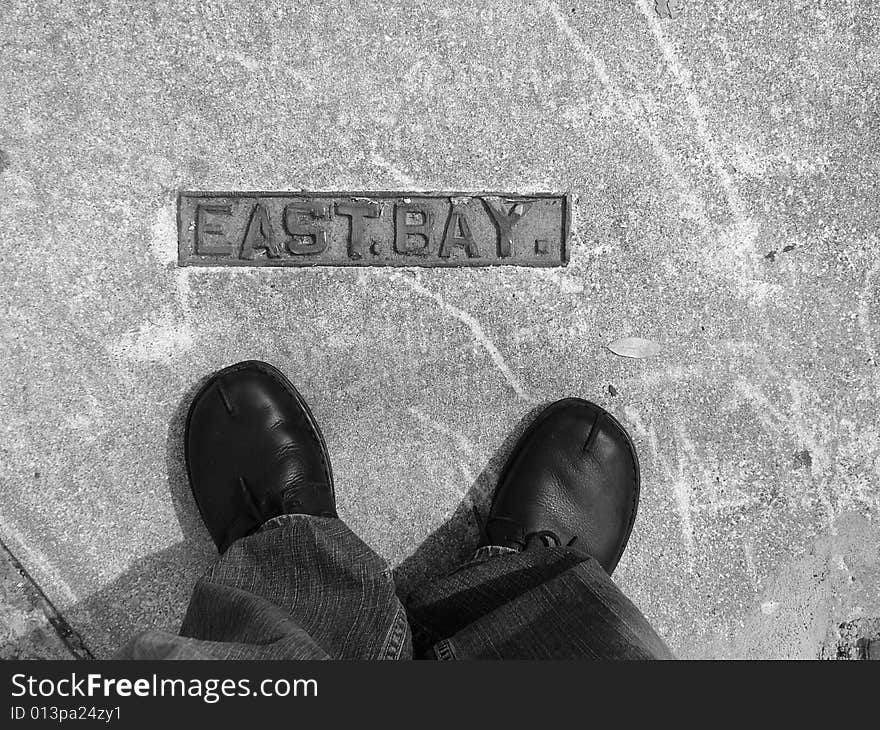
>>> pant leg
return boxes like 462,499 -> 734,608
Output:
117,515 -> 412,660
405,545 -> 674,660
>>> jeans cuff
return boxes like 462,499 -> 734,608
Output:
258,513 -> 311,533
470,544 -> 519,563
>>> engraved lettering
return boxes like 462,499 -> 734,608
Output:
283,203 -> 329,255
483,198 -> 533,257
439,203 -> 480,258
239,203 -> 280,260
336,201 -> 380,259
394,203 -> 435,255
195,203 -> 234,256
178,192 -> 569,268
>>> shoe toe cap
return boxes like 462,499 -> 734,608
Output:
185,362 -> 334,550
490,399 -> 640,573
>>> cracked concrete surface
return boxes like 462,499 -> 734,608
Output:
1,0 -> 879,658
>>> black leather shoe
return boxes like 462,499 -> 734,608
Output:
481,398 -> 639,574
185,360 -> 336,552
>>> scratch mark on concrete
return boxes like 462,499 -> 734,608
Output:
634,0 -> 748,231
671,486 -> 696,564
538,0 -> 709,232
788,380 -> 836,531
408,406 -> 475,456
672,418 -> 759,514
692,496 -> 760,515
407,406 -> 479,487
639,364 -> 707,386
392,274 -> 538,402
624,406 -> 696,568
633,0 -> 773,305
673,418 -> 713,494
370,152 -> 419,188
733,376 -> 836,529
112,312 -> 194,363
669,449 -> 696,566
0,516 -> 77,606
732,379 -> 788,435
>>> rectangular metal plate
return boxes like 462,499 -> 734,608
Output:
177,191 -> 569,267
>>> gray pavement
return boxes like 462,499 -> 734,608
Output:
1,0 -> 879,658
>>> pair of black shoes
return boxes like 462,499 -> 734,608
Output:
186,361 -> 640,574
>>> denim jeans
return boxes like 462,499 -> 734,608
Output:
118,515 -> 673,660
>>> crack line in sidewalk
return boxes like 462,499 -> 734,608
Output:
0,537 -> 94,660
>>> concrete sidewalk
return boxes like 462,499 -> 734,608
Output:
1,0 -> 879,658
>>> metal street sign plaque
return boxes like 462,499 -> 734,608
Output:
178,191 -> 570,267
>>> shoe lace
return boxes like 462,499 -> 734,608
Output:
524,530 -> 579,549
475,509 -> 578,550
